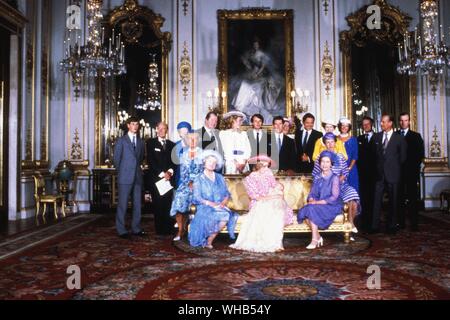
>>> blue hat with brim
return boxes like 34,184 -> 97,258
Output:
177,121 -> 192,131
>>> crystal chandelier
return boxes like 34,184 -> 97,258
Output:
397,0 -> 449,96
134,54 -> 161,111
60,0 -> 126,98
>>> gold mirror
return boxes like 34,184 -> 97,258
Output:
340,0 -> 417,134
95,0 -> 171,167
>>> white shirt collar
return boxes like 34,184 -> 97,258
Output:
401,128 -> 409,135
254,129 -> 262,139
128,132 -> 136,140
158,136 -> 166,142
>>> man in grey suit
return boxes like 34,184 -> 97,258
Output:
114,116 -> 146,239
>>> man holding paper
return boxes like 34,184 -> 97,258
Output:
114,117 -> 146,239
146,122 -> 176,236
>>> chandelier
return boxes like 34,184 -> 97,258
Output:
134,54 -> 161,111
60,0 -> 126,98
397,0 -> 449,96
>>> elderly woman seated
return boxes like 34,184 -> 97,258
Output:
297,151 -> 343,249
188,150 -> 238,249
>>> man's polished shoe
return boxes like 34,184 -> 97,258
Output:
132,231 -> 148,237
119,233 -> 131,239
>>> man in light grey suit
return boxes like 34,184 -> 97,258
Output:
114,116 -> 146,239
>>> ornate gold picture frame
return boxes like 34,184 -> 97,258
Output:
217,9 -> 295,126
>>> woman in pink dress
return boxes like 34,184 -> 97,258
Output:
230,155 -> 293,253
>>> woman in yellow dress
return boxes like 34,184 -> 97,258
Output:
312,119 -> 348,161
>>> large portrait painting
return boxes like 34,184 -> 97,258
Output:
217,9 -> 294,125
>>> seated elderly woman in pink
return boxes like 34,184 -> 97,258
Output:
230,155 -> 293,253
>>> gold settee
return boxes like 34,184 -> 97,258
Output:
220,174 -> 353,243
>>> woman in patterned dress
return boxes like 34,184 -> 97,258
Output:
170,132 -> 203,241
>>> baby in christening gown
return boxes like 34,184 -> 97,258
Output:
230,164 -> 293,253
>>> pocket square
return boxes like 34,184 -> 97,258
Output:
154,148 -> 161,152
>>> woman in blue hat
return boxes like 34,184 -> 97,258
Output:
298,150 -> 343,249
170,127 -> 203,241
312,133 -> 360,234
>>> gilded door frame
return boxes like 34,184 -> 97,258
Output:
339,0 -> 417,130
95,0 -> 172,167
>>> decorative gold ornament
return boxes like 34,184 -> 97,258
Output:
71,128 -> 83,160
322,0 -> 329,16
429,126 -> 442,158
180,42 -> 191,100
181,0 -> 189,16
340,0 -> 411,53
321,41 -> 334,98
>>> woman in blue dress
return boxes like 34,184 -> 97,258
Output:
298,151 -> 343,249
338,117 -> 359,192
188,150 -> 238,249
312,133 -> 360,234
170,131 -> 203,241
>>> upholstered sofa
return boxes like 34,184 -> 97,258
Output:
219,174 -> 353,243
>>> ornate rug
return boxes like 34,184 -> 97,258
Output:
0,214 -> 448,300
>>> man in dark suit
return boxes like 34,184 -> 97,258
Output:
196,111 -> 223,155
146,122 -> 176,236
294,113 -> 323,174
114,117 -> 146,239
270,116 -> 297,173
372,114 -> 407,234
247,114 -> 270,171
357,116 -> 377,232
398,112 -> 424,231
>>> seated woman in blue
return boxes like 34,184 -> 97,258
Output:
170,131 -> 203,242
312,133 -> 360,234
188,150 -> 238,249
298,151 -> 343,250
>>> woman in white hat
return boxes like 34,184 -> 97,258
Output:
230,155 -> 293,253
219,111 -> 252,174
312,119 -> 348,161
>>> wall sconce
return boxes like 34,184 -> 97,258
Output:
291,88 -> 311,116
205,87 -> 226,113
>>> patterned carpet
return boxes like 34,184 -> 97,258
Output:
0,213 -> 448,300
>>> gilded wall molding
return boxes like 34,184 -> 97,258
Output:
321,41 -> 334,98
179,41 -> 191,100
